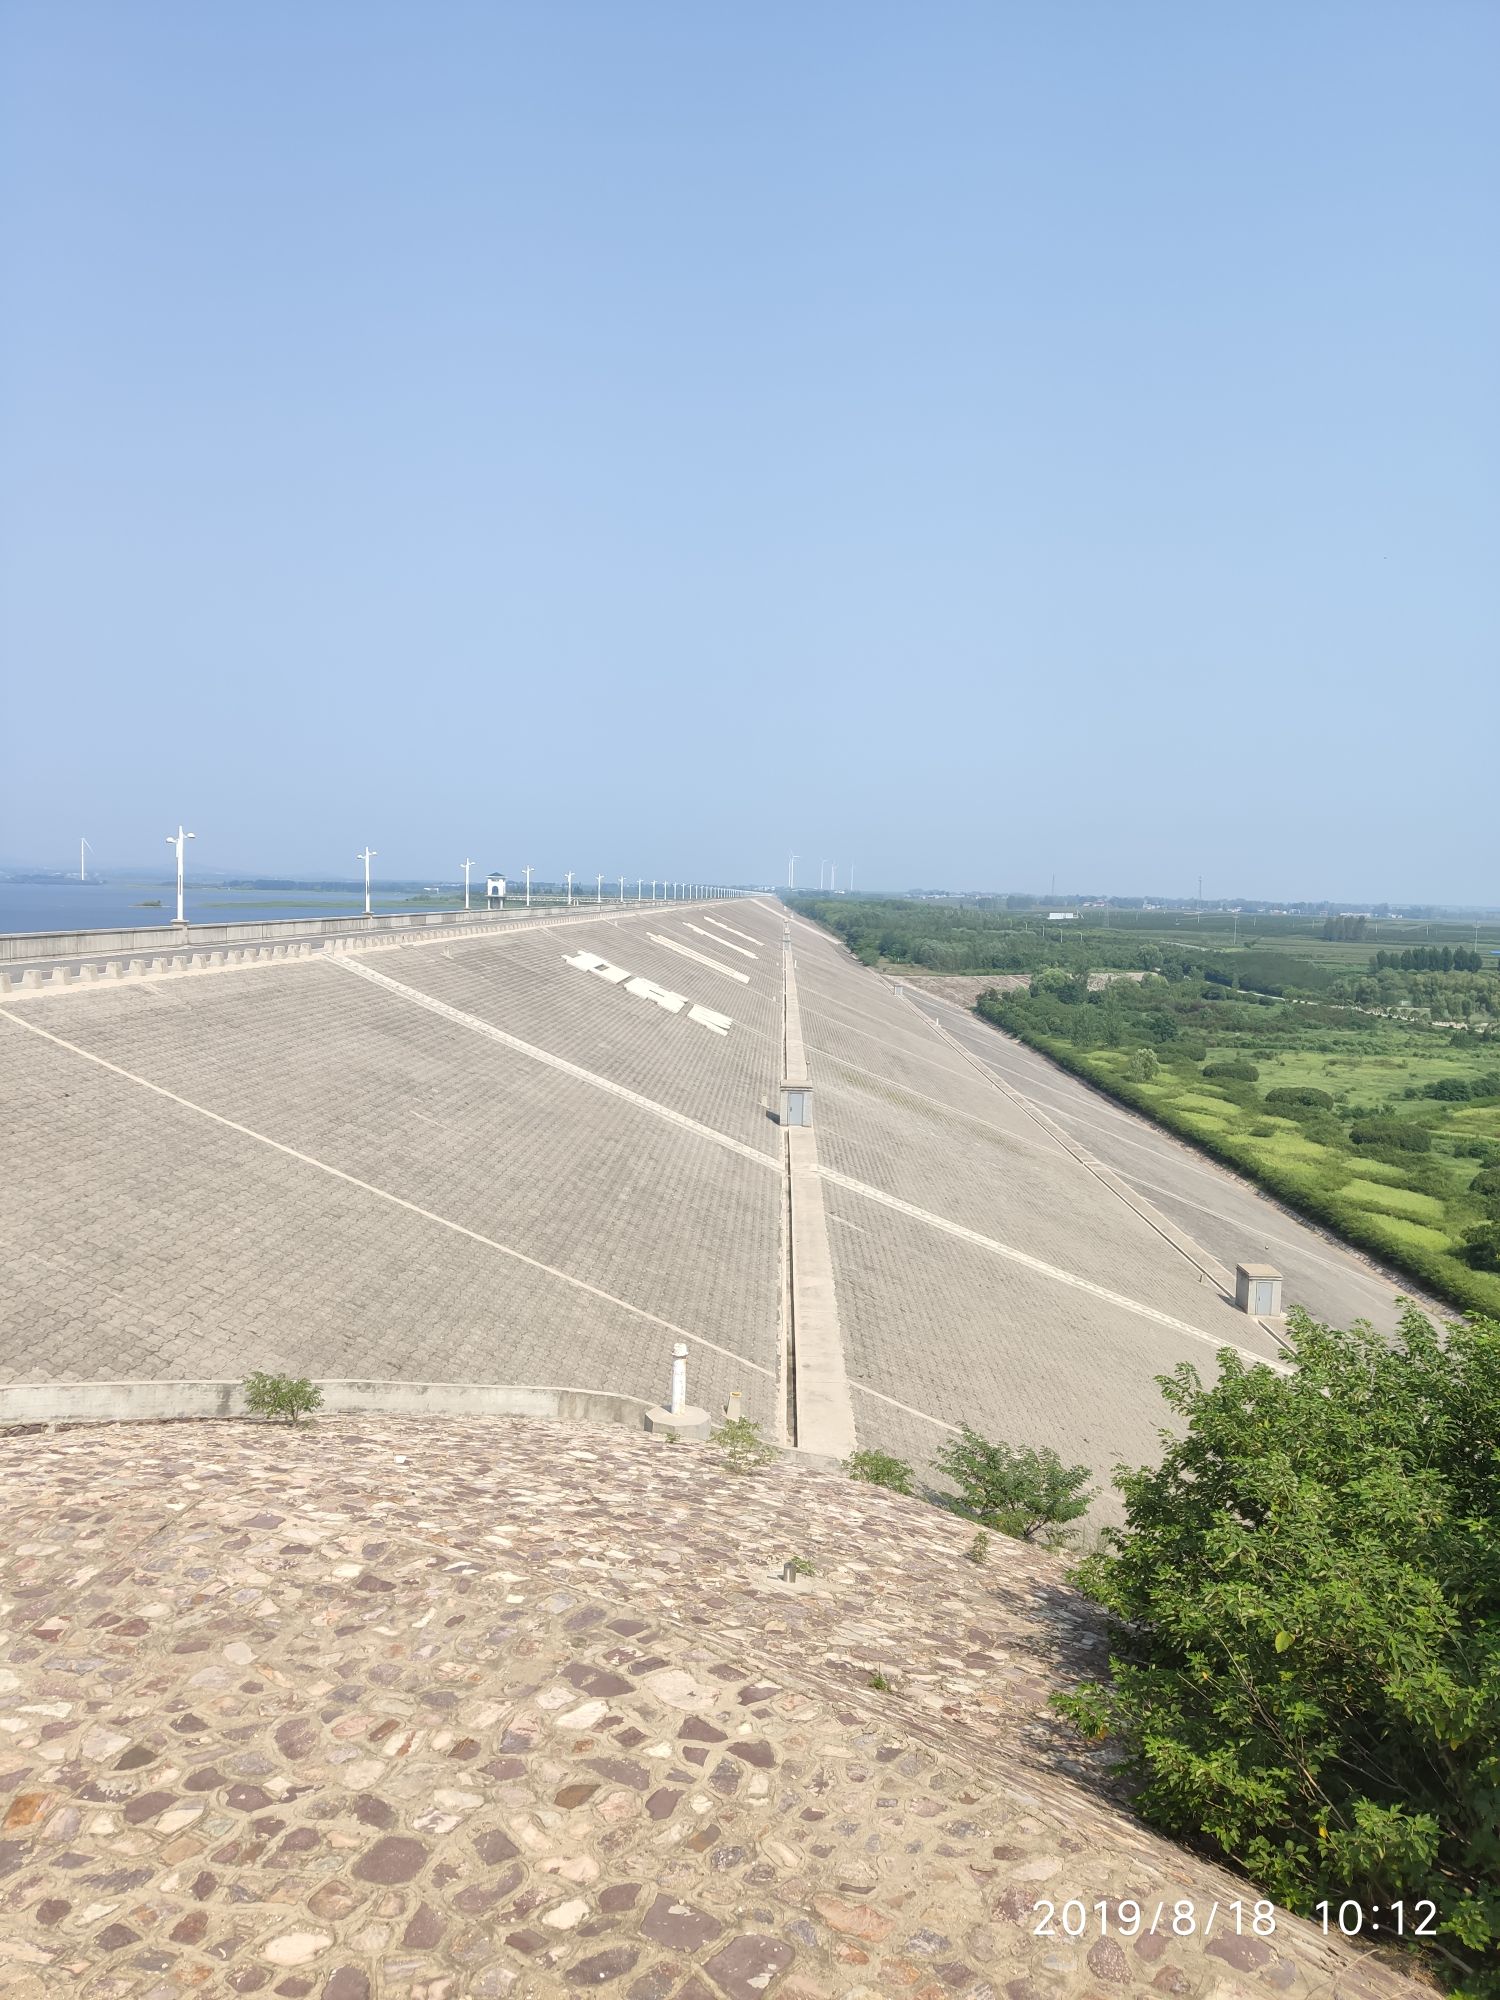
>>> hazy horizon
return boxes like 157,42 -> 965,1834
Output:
3,850 -> 1496,916
4,5 -> 1496,900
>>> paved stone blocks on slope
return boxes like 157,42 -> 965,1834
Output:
2,970 -> 779,1381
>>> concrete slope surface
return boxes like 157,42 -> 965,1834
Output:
1,896 -> 1416,1505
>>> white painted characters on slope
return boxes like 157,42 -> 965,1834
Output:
563,951 -> 733,1036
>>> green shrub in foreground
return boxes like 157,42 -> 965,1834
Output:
242,1372 -> 322,1423
710,1415 -> 777,1472
1054,1307 -> 1500,1998
843,1447 -> 916,1495
933,1426 -> 1096,1543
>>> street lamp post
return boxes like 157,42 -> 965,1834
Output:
618,876 -> 625,903
596,873 -> 603,905
565,871 -> 574,908
462,857 -> 473,911
166,824 -> 196,925
357,847 -> 377,918
524,865 -> 533,910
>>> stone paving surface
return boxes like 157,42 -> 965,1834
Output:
0,941 -> 779,1413
0,1417 -> 1435,2000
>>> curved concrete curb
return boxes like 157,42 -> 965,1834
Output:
0,1378 -> 653,1429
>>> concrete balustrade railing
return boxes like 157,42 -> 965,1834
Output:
0,903 -> 725,997
0,1378 -> 654,1429
0,896 -> 739,966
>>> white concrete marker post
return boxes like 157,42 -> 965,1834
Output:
644,1339 -> 710,1439
167,824 -> 196,927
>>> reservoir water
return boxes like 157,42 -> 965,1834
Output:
0,880 -> 464,936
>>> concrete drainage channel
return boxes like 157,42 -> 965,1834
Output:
0,1380 -> 654,1429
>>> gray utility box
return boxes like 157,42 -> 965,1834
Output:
1235,1263 -> 1283,1317
780,1080 -> 812,1127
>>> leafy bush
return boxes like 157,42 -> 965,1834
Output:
711,1415 -> 777,1473
1350,1117 -> 1432,1153
1471,1169 -> 1500,1199
933,1426 -> 1096,1542
1264,1086 -> 1334,1110
1054,1308 -> 1500,1996
844,1447 -> 916,1495
1204,1060 -> 1260,1081
1127,1047 -> 1159,1081
242,1373 -> 322,1423
1464,1223 -> 1500,1273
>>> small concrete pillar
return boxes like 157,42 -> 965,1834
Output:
644,1339 -> 710,1439
152,957 -> 171,974
780,1079 -> 812,1127
81,964 -> 102,982
21,970 -> 43,989
50,966 -> 73,987
103,961 -> 125,980
1235,1264 -> 1283,1317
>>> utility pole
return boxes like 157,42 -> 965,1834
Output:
357,846 -> 376,917
167,825 -> 196,925
461,857 -> 473,911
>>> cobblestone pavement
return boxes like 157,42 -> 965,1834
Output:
0,1418 -> 1433,2000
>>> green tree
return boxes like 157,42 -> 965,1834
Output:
1053,1308 -> 1500,1996
933,1426 -> 1096,1542
1127,1046 -> 1159,1081
844,1447 -> 917,1495
242,1372 -> 322,1423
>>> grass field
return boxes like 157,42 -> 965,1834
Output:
1049,1032 -> 1500,1318
797,894 -> 1500,1314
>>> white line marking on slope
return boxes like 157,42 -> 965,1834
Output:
335,957 -> 771,1168
0,1007 -> 773,1379
646,933 -> 751,985
819,1167 -> 1288,1372
703,916 -> 762,948
685,923 -> 756,959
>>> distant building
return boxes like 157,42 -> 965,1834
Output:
486,874 -> 506,905
1047,911 -> 1077,921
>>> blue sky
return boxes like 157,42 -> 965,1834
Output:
3,2 -> 1496,899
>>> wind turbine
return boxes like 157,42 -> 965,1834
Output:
788,854 -> 797,889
